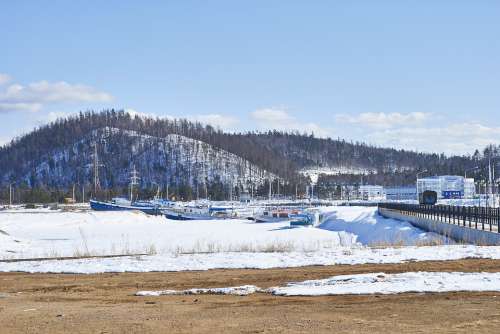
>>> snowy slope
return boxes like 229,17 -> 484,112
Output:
318,206 -> 451,246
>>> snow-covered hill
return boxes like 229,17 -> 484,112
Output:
6,126 -> 275,194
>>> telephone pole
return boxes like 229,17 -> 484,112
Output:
129,165 -> 140,202
9,183 -> 13,207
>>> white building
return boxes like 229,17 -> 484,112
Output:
385,187 -> 417,200
417,175 -> 475,199
359,185 -> 386,201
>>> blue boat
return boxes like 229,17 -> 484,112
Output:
163,207 -> 217,220
89,164 -> 172,215
90,198 -> 162,215
289,212 -> 321,227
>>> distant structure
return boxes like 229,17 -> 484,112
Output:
385,186 -> 417,201
239,191 -> 251,203
358,185 -> 386,201
417,175 -> 475,199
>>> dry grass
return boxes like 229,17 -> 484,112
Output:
174,240 -> 298,254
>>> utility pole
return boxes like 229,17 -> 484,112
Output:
129,165 -> 140,202
94,143 -> 99,193
92,142 -> 104,198
277,179 -> 280,199
268,177 -> 272,201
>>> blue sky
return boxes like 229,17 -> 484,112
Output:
1,1 -> 499,155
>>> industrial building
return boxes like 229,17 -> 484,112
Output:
385,187 -> 417,201
417,175 -> 475,199
358,185 -> 386,201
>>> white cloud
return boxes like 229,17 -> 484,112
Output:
336,112 -> 430,129
125,109 -> 239,130
331,111 -> 500,155
2,81 -> 113,104
188,114 -> 239,129
366,122 -> 500,155
250,107 -> 331,137
124,108 -> 167,120
251,108 -> 295,124
0,73 -> 11,85
45,111 -> 75,123
0,80 -> 113,113
0,102 -> 42,112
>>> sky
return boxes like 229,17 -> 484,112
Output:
1,0 -> 499,155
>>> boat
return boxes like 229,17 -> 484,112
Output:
90,198 -> 162,215
163,204 -> 218,221
289,211 -> 321,227
163,203 -> 255,221
255,208 -> 300,223
90,164 -> 171,215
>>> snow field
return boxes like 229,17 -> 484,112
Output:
0,206 -> 499,274
0,206 -> 449,260
0,209 -> 360,259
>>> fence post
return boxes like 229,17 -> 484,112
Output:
489,207 -> 492,232
482,207 -> 485,231
469,206 -> 477,228
497,208 -> 500,233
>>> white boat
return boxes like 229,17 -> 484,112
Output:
163,204 -> 251,221
255,208 -> 301,223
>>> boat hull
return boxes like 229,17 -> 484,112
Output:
163,209 -> 217,221
90,200 -> 160,215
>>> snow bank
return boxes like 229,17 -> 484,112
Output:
136,285 -> 260,296
269,271 -> 500,296
318,206 -> 452,246
2,245 -> 500,274
137,272 -> 500,297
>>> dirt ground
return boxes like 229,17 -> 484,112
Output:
1,258 -> 500,333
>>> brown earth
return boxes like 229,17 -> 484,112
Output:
1,258 -> 500,333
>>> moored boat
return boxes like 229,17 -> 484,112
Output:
255,208 -> 300,223
289,211 -> 321,227
90,198 -> 162,215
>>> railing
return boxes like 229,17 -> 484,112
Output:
378,203 -> 500,233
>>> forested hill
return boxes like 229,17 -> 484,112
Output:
0,110 -> 492,202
